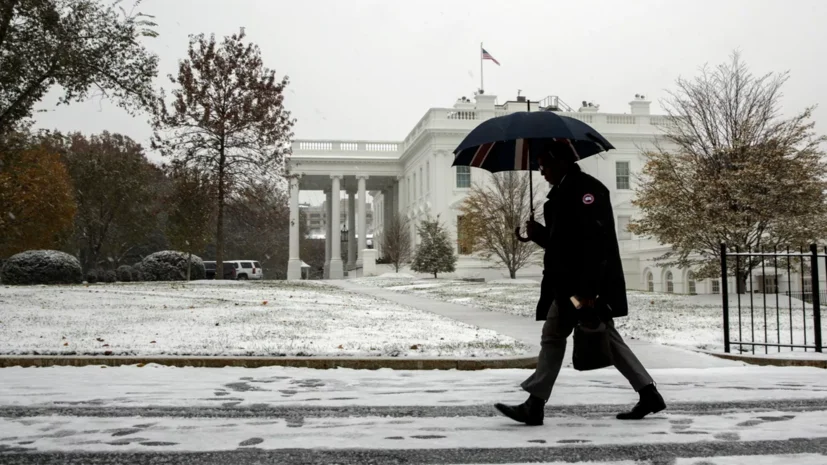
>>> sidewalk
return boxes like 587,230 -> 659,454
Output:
2,364 -> 826,463
332,280 -> 742,369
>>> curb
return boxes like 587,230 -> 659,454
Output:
0,355 -> 538,370
700,350 -> 827,369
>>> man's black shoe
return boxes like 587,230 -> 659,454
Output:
494,395 -> 545,426
616,383 -> 666,420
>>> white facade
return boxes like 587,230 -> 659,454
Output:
285,91 -> 780,294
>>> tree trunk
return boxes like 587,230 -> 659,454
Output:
187,251 -> 192,281
394,261 -> 399,273
737,272 -> 748,295
433,271 -> 437,279
215,151 -> 226,276
509,269 -> 516,279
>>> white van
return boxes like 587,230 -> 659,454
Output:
226,260 -> 263,280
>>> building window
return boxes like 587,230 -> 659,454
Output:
687,271 -> 696,295
419,167 -> 423,197
761,275 -> 778,294
456,166 -> 471,188
646,272 -> 654,292
413,173 -> 417,199
457,215 -> 473,255
665,271 -> 674,293
616,161 -> 630,190
803,277 -> 813,293
712,279 -> 720,294
617,215 -> 631,240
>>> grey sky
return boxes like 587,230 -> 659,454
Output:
32,0 -> 827,204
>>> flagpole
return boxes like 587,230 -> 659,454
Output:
480,42 -> 483,93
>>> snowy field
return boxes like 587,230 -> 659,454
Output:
0,281 -> 529,358
352,274 -> 827,354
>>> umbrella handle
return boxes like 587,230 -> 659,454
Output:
515,227 -> 531,243
515,210 -> 534,243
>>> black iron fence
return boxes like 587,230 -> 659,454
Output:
720,243 -> 824,354
784,290 -> 827,304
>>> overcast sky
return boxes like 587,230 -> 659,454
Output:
32,0 -> 827,204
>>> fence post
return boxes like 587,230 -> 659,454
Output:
811,244 -> 823,352
721,243 -> 730,353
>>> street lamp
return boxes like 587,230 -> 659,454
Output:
340,225 -> 348,243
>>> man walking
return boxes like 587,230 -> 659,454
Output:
495,146 -> 666,425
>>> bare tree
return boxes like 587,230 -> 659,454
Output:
629,52 -> 827,292
151,30 -> 295,275
458,171 -> 540,279
382,214 -> 412,273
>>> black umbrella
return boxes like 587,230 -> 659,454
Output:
452,103 -> 615,241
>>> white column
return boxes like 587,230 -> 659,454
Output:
286,176 -> 302,280
398,176 -> 406,214
356,175 -> 368,267
323,189 -> 332,279
347,190 -> 357,269
329,175 -> 344,279
384,185 -> 395,239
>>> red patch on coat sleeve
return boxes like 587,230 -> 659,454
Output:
582,193 -> 595,205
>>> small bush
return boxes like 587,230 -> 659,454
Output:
140,251 -> 205,281
132,262 -> 145,282
117,265 -> 133,282
102,269 -> 117,283
86,270 -> 99,284
0,250 -> 83,285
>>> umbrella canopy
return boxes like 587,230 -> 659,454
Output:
452,111 -> 615,173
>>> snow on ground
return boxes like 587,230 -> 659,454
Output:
3,410 -> 827,452
353,277 -> 827,354
377,272 -> 416,279
0,282 -> 529,358
488,278 -> 542,285
2,365 -> 825,409
2,365 -> 826,458
1,365 -> 827,455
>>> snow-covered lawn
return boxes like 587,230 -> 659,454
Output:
0,281 -> 529,358
353,275 -> 827,354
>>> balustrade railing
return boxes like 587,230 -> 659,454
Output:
296,108 -> 668,155
292,140 -> 400,154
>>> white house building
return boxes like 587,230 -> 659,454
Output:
284,91 -> 819,296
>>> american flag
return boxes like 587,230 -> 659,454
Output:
481,48 -> 500,66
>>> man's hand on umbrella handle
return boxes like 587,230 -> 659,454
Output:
525,220 -> 536,238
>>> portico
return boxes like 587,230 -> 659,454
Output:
286,142 -> 401,280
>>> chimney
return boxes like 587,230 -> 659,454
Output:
629,94 -> 651,115
474,92 -> 497,111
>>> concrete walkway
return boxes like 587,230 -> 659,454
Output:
332,280 -> 742,369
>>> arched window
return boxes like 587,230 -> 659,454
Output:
688,271 -> 696,295
646,272 -> 654,292
666,271 -> 674,293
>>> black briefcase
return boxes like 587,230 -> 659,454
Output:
572,309 -> 613,371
